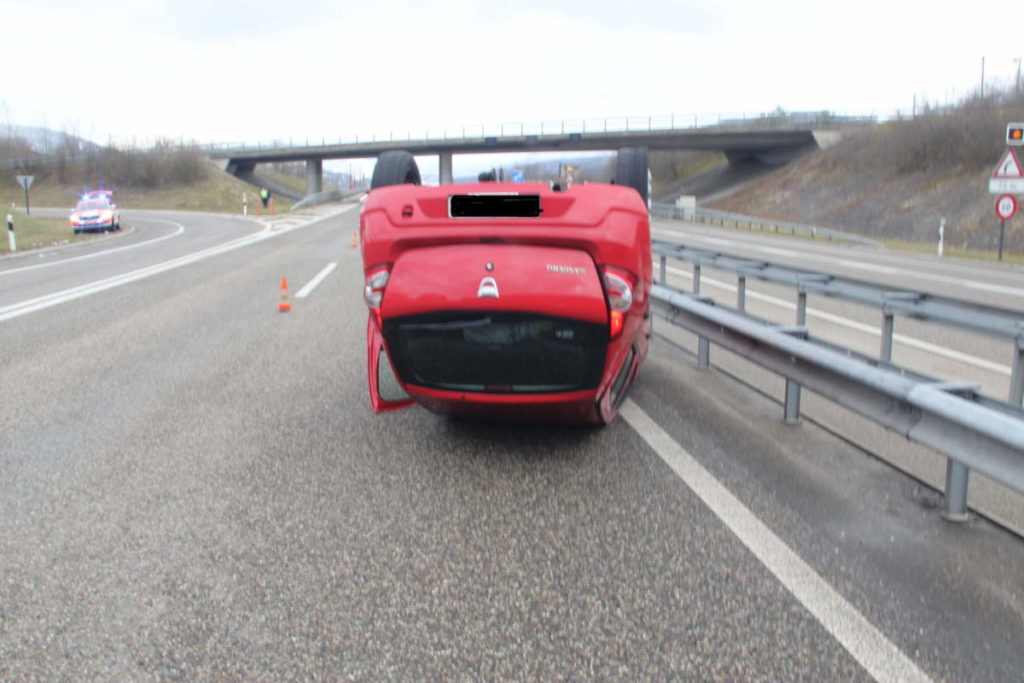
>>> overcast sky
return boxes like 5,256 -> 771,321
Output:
3,0 -> 1021,147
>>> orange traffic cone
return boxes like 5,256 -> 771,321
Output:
350,230 -> 358,249
278,276 -> 291,312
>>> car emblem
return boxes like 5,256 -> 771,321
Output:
477,277 -> 499,298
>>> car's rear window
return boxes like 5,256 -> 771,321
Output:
383,312 -> 606,393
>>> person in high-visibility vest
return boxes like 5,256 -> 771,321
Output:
260,187 -> 270,209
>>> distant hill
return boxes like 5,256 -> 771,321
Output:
2,125 -> 104,156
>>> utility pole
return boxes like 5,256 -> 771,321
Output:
981,56 -> 986,99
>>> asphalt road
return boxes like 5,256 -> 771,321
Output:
1,205 -> 1022,680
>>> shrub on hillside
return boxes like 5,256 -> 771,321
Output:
835,94 -> 1024,175
2,135 -> 207,189
83,140 -> 207,188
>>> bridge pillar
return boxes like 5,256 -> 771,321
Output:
439,152 -> 453,184
306,159 -> 323,195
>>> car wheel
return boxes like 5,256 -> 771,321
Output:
73,228 -> 80,235
371,150 -> 421,189
615,147 -> 650,206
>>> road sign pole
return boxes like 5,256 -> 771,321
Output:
15,175 -> 34,216
999,219 -> 1006,261
994,195 -> 1017,261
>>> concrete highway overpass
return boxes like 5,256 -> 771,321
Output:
207,127 -> 827,196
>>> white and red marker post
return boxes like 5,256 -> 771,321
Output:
6,211 -> 15,253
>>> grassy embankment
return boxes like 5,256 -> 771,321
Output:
712,93 -> 1024,260
1,156 -> 296,254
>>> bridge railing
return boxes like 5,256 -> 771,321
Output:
650,244 -> 1024,523
199,109 -> 893,157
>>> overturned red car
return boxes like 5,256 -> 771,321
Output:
361,151 -> 652,425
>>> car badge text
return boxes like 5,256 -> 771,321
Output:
546,265 -> 586,275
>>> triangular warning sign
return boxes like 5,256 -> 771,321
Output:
992,148 -> 1023,178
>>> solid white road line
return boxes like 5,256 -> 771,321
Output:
834,258 -> 1024,297
0,220 -> 186,276
665,266 -> 1012,376
753,245 -> 798,257
620,400 -> 932,683
296,262 -> 337,299
0,206 -> 355,323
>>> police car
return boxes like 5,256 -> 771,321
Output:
70,191 -> 120,233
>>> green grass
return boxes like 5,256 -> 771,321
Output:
260,169 -> 307,196
0,211 -> 81,254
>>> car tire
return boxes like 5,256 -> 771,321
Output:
371,150 -> 421,190
615,147 -> 650,206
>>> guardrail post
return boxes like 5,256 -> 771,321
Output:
737,274 -> 747,312
774,326 -> 809,424
880,311 -> 895,362
697,337 -> 710,369
692,263 -> 702,294
1011,332 -> 1024,407
659,255 -> 667,285
691,294 -> 713,369
942,459 -> 970,522
784,380 -> 801,424
796,290 -> 807,326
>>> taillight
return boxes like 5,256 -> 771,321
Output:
364,268 -> 390,329
364,268 -> 390,308
601,267 -> 635,339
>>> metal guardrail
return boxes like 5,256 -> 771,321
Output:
651,241 -> 1024,407
650,203 -> 885,248
650,246 -> 1024,522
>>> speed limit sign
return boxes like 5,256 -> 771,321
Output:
995,194 -> 1018,220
